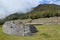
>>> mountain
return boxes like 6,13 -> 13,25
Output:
26,4 -> 60,18
0,4 -> 60,25
5,4 -> 60,20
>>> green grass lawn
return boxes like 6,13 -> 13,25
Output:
0,24 -> 60,40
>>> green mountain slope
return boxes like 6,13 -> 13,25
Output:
26,4 -> 60,18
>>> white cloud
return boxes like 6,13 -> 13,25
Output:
54,1 -> 60,5
0,0 -> 40,18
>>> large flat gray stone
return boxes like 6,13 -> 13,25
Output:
2,21 -> 37,36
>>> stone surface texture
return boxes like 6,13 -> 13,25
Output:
2,20 -> 37,36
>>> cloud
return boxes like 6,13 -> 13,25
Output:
39,0 -> 60,4
0,0 -> 40,18
54,1 -> 60,5
0,0 -> 60,19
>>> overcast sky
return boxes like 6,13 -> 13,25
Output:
0,0 -> 60,19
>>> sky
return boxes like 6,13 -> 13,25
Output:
0,0 -> 60,19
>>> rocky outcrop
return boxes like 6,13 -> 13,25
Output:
2,20 -> 37,36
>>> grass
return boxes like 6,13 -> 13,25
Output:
0,24 -> 60,40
